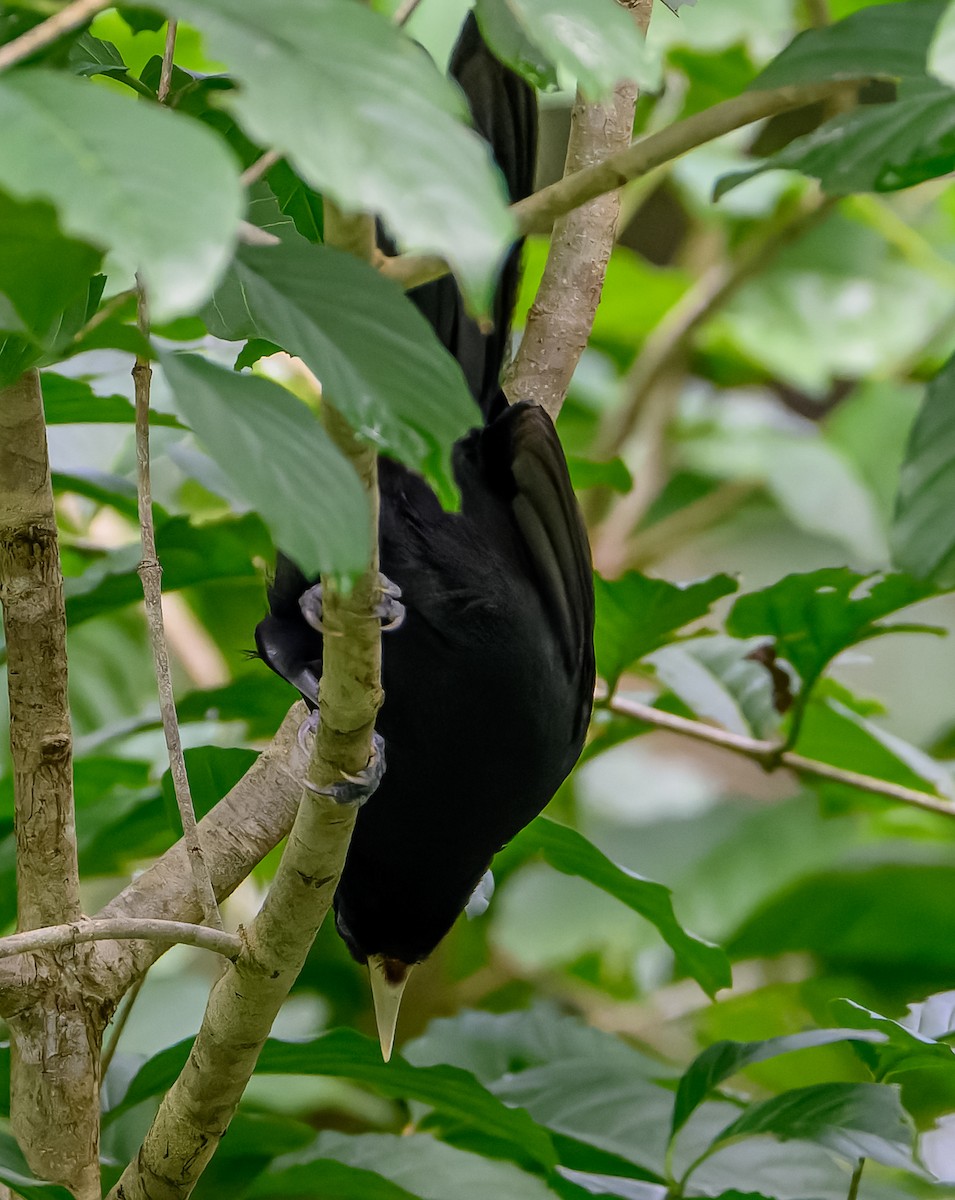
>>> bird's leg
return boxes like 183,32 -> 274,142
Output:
299,574 -> 405,634
298,716 -> 386,806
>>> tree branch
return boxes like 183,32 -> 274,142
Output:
607,694 -> 955,818
0,919 -> 241,963
505,2 -> 650,419
0,0 -> 111,72
109,219 -> 385,1200
134,284 -> 222,930
0,370 -> 99,1196
158,20 -> 177,104
384,78 -> 859,291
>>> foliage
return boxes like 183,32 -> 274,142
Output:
3,0 -> 955,1198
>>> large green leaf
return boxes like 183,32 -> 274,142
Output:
155,0 -> 513,308
647,636 -> 782,739
794,695 -> 955,801
0,70 -> 242,321
42,373 -> 183,428
726,568 -> 944,699
476,0 -> 656,97
831,996 -> 955,1082
0,1132 -> 73,1200
717,80 -> 955,200
111,1029 -> 557,1170
472,0 -> 559,92
671,1030 -> 886,1144
593,571 -> 738,691
161,352 -> 370,579
64,514 -> 261,628
730,863 -> 955,973
0,192 -> 101,344
510,818 -> 731,997
893,350 -> 955,587
205,242 -> 480,503
753,0 -> 948,89
700,1082 -> 918,1176
489,1058 -> 674,1178
252,1131 -> 559,1200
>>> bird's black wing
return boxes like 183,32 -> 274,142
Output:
454,399 -> 595,747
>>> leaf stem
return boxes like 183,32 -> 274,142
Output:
847,1158 -> 866,1200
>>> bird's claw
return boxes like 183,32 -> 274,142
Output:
300,727 -> 386,806
299,575 -> 405,634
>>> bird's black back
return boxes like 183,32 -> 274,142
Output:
256,15 -> 594,968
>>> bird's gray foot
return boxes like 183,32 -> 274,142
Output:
299,725 -> 386,806
299,575 -> 405,634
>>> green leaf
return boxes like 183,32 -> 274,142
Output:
111,1029 -> 557,1170
473,0 -> 559,92
893,350 -> 955,587
593,571 -> 738,690
158,0 -> 514,309
161,352 -> 370,579
253,1131 -> 559,1200
250,1155 -> 419,1199
671,1030 -> 886,1144
510,818 -> 731,998
716,81 -> 955,201
476,0 -> 655,97
0,70 -> 242,320
702,1082 -> 919,1175
830,996 -> 955,1081
730,862 -> 955,973
0,1132 -> 74,1200
160,746 -> 258,826
489,1059 -> 674,1178
204,242 -> 480,504
41,373 -> 183,428
795,696 -> 955,801
726,569 -> 944,697
68,33 -> 129,79
64,514 -> 260,627
646,637 -> 782,739
404,1005 -> 673,1084
0,191 -> 101,344
566,456 -> 633,494
931,0 -> 955,87
752,0 -> 949,89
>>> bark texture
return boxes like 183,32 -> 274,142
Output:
0,371 -> 100,1199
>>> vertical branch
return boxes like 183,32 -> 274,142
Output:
108,217 -> 384,1200
0,371 -> 100,1198
505,0 -> 653,419
0,371 -> 80,929
133,286 -> 222,930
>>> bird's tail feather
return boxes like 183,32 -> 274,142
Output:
400,13 -> 537,421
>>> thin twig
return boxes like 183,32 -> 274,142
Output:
158,20 -> 177,104
0,919 -> 241,963
394,0 -> 424,24
241,149 -> 283,188
100,973 -> 146,1079
133,283 -> 223,931
803,0 -> 831,27
607,694 -> 955,818
0,0 -> 110,72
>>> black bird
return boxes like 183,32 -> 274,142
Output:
255,15 -> 595,1059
